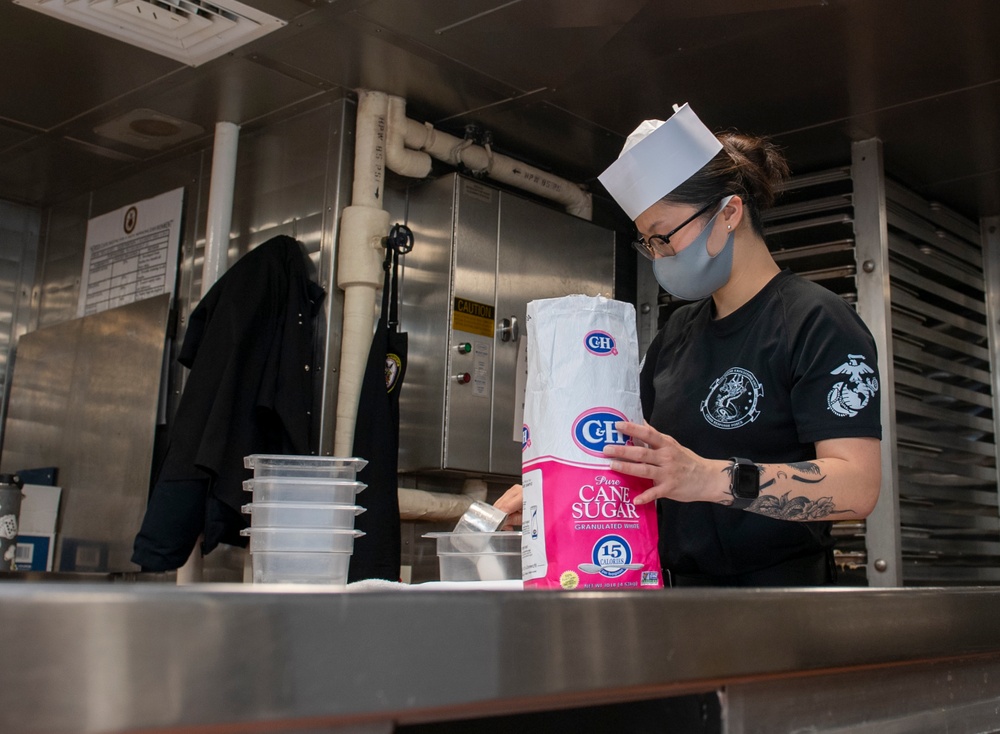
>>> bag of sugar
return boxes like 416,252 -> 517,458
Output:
521,295 -> 662,590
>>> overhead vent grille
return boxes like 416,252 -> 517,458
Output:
12,0 -> 286,66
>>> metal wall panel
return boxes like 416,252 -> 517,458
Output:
14,97 -> 354,574
0,201 -> 39,452
394,173 -> 615,478
446,178 -> 501,472
314,99 -> 354,456
31,98 -> 353,444
386,176 -> 484,472
1,295 -> 171,572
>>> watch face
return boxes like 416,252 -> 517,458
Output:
733,462 -> 760,500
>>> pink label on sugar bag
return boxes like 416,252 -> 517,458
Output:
522,457 -> 662,590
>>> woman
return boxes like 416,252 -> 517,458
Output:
496,105 -> 882,587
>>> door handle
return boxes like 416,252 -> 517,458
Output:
499,316 -> 519,343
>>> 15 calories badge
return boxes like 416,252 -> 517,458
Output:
584,330 -> 618,356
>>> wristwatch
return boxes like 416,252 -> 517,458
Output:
728,457 -> 760,510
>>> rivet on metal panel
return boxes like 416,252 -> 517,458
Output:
862,260 -> 876,273
874,559 -> 888,572
640,303 -> 651,314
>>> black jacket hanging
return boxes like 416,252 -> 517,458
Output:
132,235 -> 325,571
348,241 -> 408,582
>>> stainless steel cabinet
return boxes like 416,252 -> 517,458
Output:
389,174 -> 614,478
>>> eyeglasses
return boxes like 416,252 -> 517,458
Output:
631,200 -> 719,261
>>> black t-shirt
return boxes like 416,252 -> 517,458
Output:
640,270 -> 882,577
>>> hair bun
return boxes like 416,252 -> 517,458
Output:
720,133 -> 790,211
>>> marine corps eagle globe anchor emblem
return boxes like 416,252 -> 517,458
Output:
827,354 -> 879,417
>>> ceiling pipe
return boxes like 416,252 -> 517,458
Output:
386,95 -> 592,220
386,96 -> 433,179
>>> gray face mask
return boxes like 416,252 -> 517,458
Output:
652,195 -> 734,301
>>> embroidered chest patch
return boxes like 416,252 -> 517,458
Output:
700,367 -> 763,429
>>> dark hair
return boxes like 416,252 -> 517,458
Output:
663,132 -> 790,236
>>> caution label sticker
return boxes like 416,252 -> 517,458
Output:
452,297 -> 495,338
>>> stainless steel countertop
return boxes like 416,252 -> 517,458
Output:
4,583 -> 1000,733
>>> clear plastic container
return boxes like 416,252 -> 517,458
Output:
244,454 -> 367,479
437,552 -> 521,581
240,527 -> 364,553
251,550 -> 352,585
242,502 -> 365,529
424,531 -> 522,581
243,477 -> 366,504
424,531 -> 522,554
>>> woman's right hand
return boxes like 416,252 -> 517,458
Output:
494,484 -> 523,530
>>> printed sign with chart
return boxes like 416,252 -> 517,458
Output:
77,187 -> 184,317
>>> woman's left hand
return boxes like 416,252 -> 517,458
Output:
603,421 -> 730,505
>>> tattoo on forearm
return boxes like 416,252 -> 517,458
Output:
788,461 -> 822,475
728,460 -> 853,520
748,492 -> 851,520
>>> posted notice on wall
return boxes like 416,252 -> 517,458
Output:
77,187 -> 184,317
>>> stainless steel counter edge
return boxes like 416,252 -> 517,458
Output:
4,583 -> 1000,733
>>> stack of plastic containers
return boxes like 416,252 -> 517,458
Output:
241,455 -> 367,584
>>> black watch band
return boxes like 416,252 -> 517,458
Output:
728,456 -> 760,510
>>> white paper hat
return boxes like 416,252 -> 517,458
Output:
598,103 -> 723,220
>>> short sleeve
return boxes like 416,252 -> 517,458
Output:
788,296 -> 882,443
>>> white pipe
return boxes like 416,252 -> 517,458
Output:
399,488 -> 474,522
334,91 -> 391,457
399,117 -> 592,220
387,96 -> 433,179
202,121 -> 240,297
179,120 -> 240,585
461,478 -> 488,503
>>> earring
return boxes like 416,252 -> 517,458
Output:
727,225 -> 732,230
